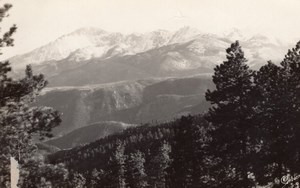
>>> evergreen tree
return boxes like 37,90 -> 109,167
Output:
281,42 -> 300,168
205,41 -> 256,187
106,140 -> 127,188
39,177 -> 53,188
0,3 -> 64,187
169,115 -> 195,187
115,140 -> 127,188
251,41 -> 300,186
169,115 -> 214,187
190,117 -> 215,187
126,150 -> 148,188
69,172 -> 86,188
0,4 -> 17,187
276,41 -> 300,181
252,61 -> 290,186
18,158 -> 69,188
150,140 -> 172,188
90,168 -> 104,188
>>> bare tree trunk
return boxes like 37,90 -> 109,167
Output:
10,157 -> 19,188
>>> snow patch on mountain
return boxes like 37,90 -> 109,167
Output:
9,26 -> 290,76
169,26 -> 203,44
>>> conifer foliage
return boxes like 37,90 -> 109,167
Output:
3,4 -> 300,186
150,141 -> 171,188
28,40 -> 300,188
205,41 -> 256,186
108,140 -> 127,188
0,3 -> 69,188
204,41 -> 300,187
280,41 -> 300,175
127,150 -> 148,188
253,61 -> 289,184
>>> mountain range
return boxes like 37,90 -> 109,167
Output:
9,27 -> 289,87
9,26 -> 291,149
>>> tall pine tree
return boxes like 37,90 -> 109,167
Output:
0,3 -> 66,187
252,41 -> 300,187
205,41 -> 256,187
279,41 -> 300,179
114,140 -> 127,188
252,61 -> 290,186
126,150 -> 148,188
150,140 -> 172,188
169,115 -> 194,188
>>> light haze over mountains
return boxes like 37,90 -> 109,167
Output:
8,26 -> 292,145
9,27 -> 288,86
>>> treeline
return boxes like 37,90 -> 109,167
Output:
48,115 -> 211,187
205,41 -> 300,187
48,41 -> 300,188
1,3 -> 300,187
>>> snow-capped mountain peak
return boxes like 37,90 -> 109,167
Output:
169,26 -> 202,43
8,26 -> 287,74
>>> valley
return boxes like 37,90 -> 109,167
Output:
36,75 -> 213,147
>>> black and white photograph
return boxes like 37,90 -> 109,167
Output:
1,0 -> 300,187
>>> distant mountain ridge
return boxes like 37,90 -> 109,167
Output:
10,27 -> 174,69
10,26 -> 285,67
35,75 -> 213,136
23,27 -> 292,151
9,27 -> 289,86
45,121 -> 134,149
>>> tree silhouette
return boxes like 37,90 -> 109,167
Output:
150,140 -> 172,188
0,3 -> 65,187
126,150 -> 148,188
205,41 -> 256,187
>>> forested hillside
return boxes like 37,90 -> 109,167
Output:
3,1 -> 300,188
48,115 -> 211,187
47,41 -> 300,188
46,121 -> 134,149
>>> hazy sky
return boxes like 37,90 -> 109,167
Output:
1,0 -> 300,59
